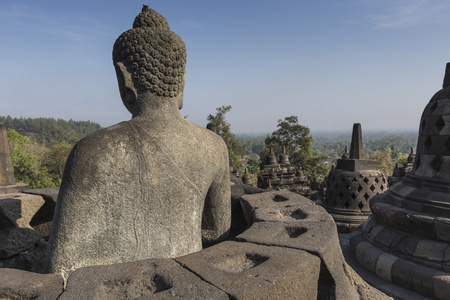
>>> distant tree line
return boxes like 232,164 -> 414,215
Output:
1,116 -> 102,189
0,116 -> 102,146
234,126 -> 417,184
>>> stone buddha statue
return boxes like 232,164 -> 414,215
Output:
46,7 -> 231,277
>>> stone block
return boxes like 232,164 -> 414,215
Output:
0,182 -> 29,195
355,242 -> 373,270
414,240 -> 448,263
0,241 -> 47,273
375,252 -> 398,282
21,188 -> 59,239
371,227 -> 395,249
22,187 -> 59,204
237,212 -> 373,300
236,203 -> 337,255
176,241 -> 321,300
252,203 -> 324,223
230,184 -> 265,237
0,227 -> 41,259
231,184 -> 264,204
0,193 -> 45,229
411,263 -> 436,297
0,193 -> 45,258
396,235 -> 420,257
239,190 -> 313,224
391,259 -> 415,290
436,219 -> 450,242
360,244 -> 383,274
349,228 -> 367,255
0,268 -> 63,300
60,258 -> 227,300
434,274 -> 450,300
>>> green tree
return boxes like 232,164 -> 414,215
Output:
261,116 -> 329,183
42,143 -> 74,186
207,106 -> 243,155
368,147 -> 395,176
7,129 -> 55,188
0,116 -> 101,146
207,105 -> 244,172
246,157 -> 260,175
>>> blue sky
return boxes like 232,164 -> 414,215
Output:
1,0 -> 450,134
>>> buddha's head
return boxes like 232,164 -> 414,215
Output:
112,7 -> 187,113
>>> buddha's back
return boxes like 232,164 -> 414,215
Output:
46,7 -> 230,278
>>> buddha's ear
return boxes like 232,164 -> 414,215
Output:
115,61 -> 137,113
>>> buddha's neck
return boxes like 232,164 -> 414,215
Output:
131,96 -> 183,123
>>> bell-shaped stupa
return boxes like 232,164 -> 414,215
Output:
322,123 -> 387,232
350,64 -> 450,299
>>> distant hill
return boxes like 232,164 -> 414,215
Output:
0,116 -> 102,146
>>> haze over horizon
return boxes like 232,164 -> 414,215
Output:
1,0 -> 449,134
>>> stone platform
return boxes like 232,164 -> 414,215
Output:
0,182 -> 29,195
340,231 -> 434,300
0,189 -> 385,299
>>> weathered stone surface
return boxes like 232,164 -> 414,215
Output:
47,7 -> 231,276
0,193 -> 45,259
351,229 -> 450,299
231,183 -> 264,203
0,193 -> 45,229
229,184 -> 265,237
22,187 -> 59,204
0,268 -> 63,300
0,124 -> 16,186
59,258 -> 228,300
363,215 -> 450,272
239,190 -> 313,224
0,227 -> 41,259
176,241 -> 321,300
23,187 -> 59,239
0,241 -> 48,273
237,209 -> 373,299
0,182 -> 29,195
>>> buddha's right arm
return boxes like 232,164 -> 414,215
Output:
201,158 -> 231,246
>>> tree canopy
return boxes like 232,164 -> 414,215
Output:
0,116 -> 101,146
7,129 -> 56,188
206,106 -> 244,155
206,105 -> 245,172
261,116 -> 328,183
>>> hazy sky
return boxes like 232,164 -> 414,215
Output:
1,0 -> 450,134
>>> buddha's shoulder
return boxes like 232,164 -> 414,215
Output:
184,121 -> 226,146
71,122 -> 135,154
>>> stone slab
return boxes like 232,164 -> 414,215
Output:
22,187 -> 59,205
0,193 -> 45,258
239,190 -> 313,224
0,268 -> 63,300
376,253 -> 398,282
0,182 -> 29,195
60,258 -> 227,300
0,227 -> 41,259
22,187 -> 59,238
0,193 -> 45,229
176,241 -> 320,300
0,241 -> 48,273
237,205 -> 374,299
